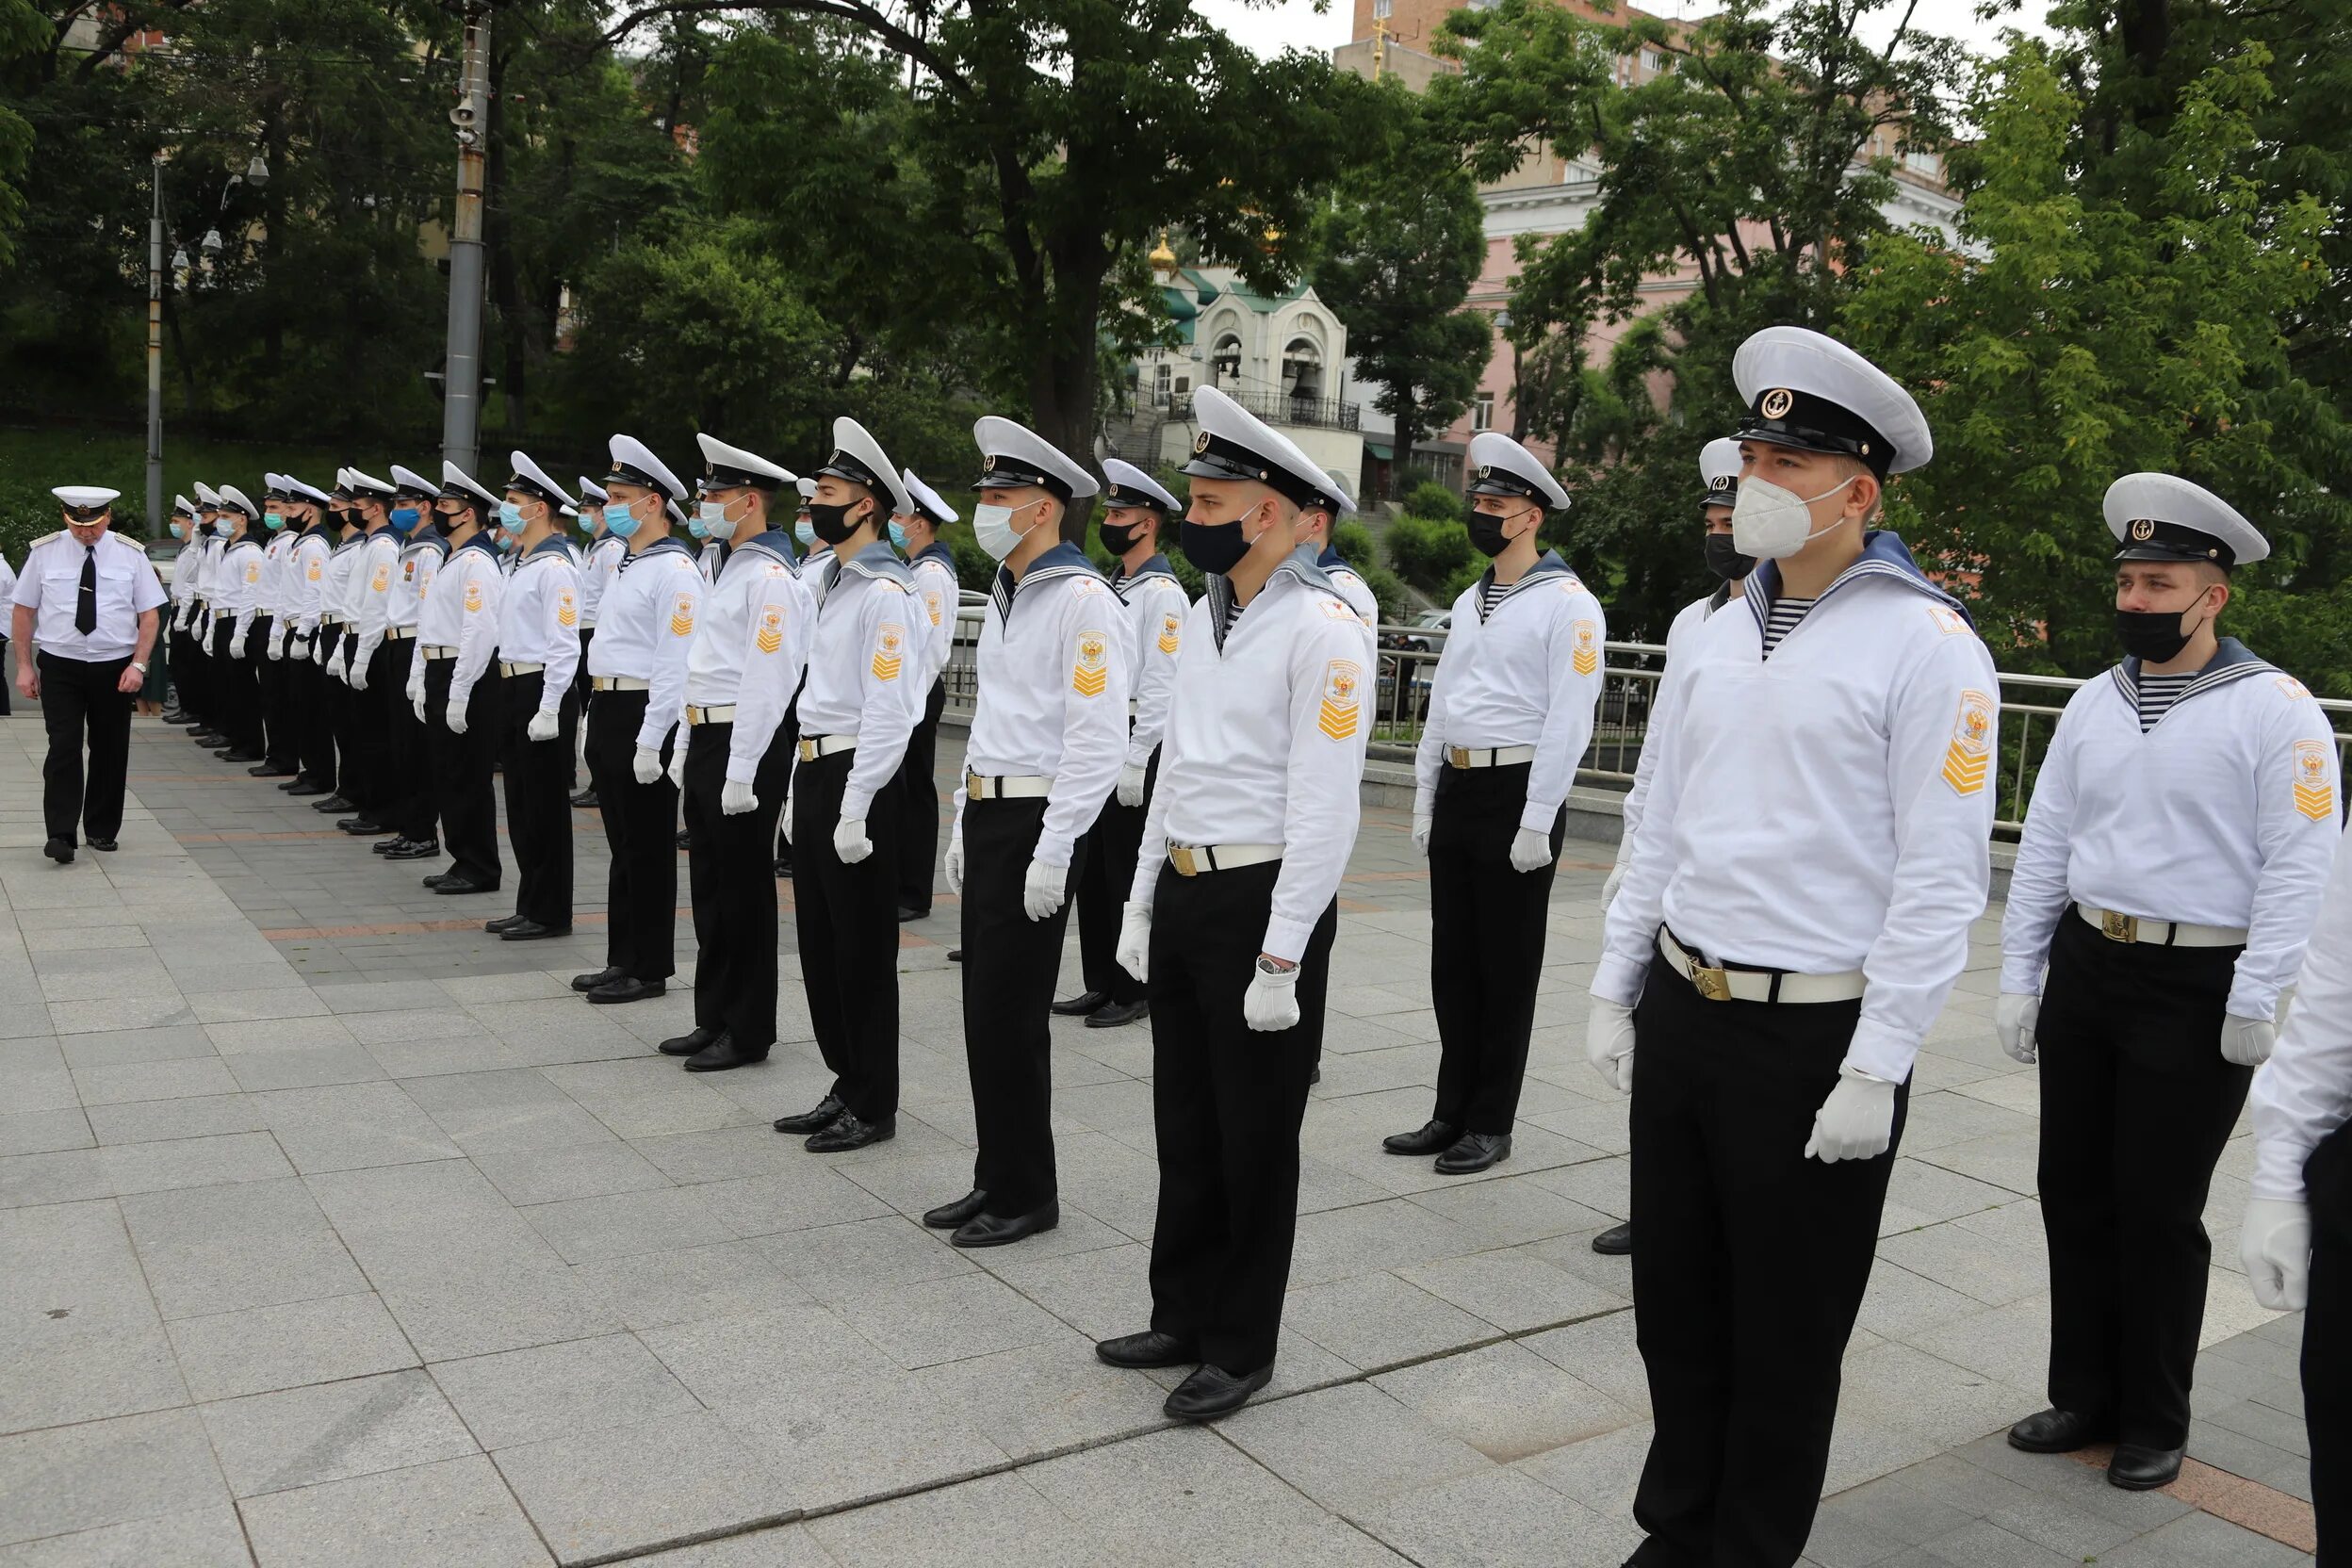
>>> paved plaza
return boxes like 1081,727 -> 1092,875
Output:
0,710 -> 2323,1566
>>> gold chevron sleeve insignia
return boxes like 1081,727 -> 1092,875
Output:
1570,619 -> 1599,676
1317,660 -> 1363,741
668,592 -> 695,638
306,561 -> 322,582
463,581 -> 483,614
755,605 -> 785,656
924,590 -> 943,629
872,622 -> 905,681
1157,613 -> 1181,656
1940,688 -> 1995,796
370,564 -> 390,593
1071,630 -> 1110,696
2294,740 -> 2335,822
555,589 -> 577,629
246,563 -> 261,583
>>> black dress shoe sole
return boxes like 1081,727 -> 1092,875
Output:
43,841 -> 74,864
805,1118 -> 893,1149
87,840 -> 118,853
1050,993 -> 1108,1017
1434,1140 -> 1511,1176
1164,1364 -> 1273,1422
586,982 -> 665,1004
1095,1335 -> 1201,1370
499,924 -> 570,941
686,1051 -> 772,1073
950,1207 -> 1059,1249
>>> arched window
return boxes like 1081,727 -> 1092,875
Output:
1211,333 -> 1243,388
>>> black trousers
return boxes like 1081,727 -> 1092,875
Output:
343,637 -> 394,815
383,640 -> 436,842
585,690 -> 678,981
1429,763 -> 1564,1134
1146,859 -> 1338,1375
792,749 -> 902,1121
37,652 -> 135,843
570,628 -> 594,792
1628,945 -> 1903,1568
255,618 -> 294,769
2308,1125 -> 2349,1565
209,618 -> 261,754
171,614 -> 207,721
894,678 -> 947,913
0,636 -> 9,715
1074,749 -> 1155,1006
327,630 -> 370,807
2036,915 -> 2249,1450
423,658 -> 505,889
684,723 -> 792,1048
286,643 -> 335,789
961,798 -> 1085,1216
500,674 -> 577,928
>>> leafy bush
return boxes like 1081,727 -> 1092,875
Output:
1331,518 -> 1377,567
1386,511 -> 1475,591
1401,481 -> 1464,525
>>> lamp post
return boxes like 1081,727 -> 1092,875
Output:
146,150 -> 268,541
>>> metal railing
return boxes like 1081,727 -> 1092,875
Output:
1158,389 -> 1364,433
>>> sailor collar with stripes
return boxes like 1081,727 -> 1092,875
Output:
728,531 -> 797,576
909,539 -> 956,575
400,530 -> 451,562
1109,553 -> 1179,602
836,539 -> 914,593
516,533 -> 574,569
327,531 -> 365,557
989,540 -> 1101,624
1469,550 -> 1580,624
615,535 -> 692,572
1740,531 -> 1970,651
2106,637 -> 2276,717
1205,546 -> 1339,654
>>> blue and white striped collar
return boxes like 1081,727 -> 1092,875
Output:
521,533 -> 573,564
1742,531 -> 1969,639
911,540 -> 956,573
840,540 -> 913,589
1111,553 -> 1178,598
1474,550 -> 1576,622
991,541 -> 1100,623
453,531 -> 502,562
2108,637 -> 2273,712
735,533 -> 795,572
1204,546 -> 1331,651
617,536 -> 691,572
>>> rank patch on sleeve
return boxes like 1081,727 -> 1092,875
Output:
1571,619 -> 1599,676
1072,631 -> 1110,696
245,562 -> 261,584
2277,676 -> 2311,701
872,623 -> 905,681
1157,613 -> 1181,656
755,605 -> 785,656
463,581 -> 483,614
2294,740 -> 2335,822
668,593 -> 695,638
1318,660 -> 1363,741
306,561 -> 322,582
923,589 -> 943,629
555,588 -> 577,629
1940,689 -> 1994,796
1927,605 -> 1970,636
370,564 -> 391,593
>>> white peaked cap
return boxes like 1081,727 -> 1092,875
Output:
971,416 -> 1100,500
1731,325 -> 1931,476
901,469 -> 959,526
1467,431 -> 1570,511
606,434 -> 688,501
816,416 -> 914,516
1102,457 -> 1181,513
2104,473 -> 2269,568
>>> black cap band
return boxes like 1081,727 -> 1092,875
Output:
703,461 -> 781,493
1737,386 -> 1894,479
972,452 -> 1074,502
505,472 -> 564,506
605,459 -> 667,495
1103,484 -> 1168,513
1180,432 -> 1326,510
1466,465 -> 1545,502
61,501 -> 110,522
2114,518 -> 2237,569
1701,478 -> 1739,510
815,449 -> 883,496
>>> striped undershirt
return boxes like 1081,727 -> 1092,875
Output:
1478,577 -> 1507,620
2135,672 -> 2195,732
1760,596 -> 1817,658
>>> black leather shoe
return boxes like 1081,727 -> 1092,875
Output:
1310,1063 -> 1320,1085
951,1200 -> 1059,1249
389,838 -> 441,861
86,838 -> 118,853
661,1026 -> 721,1058
1383,1119 -> 1462,1156
433,876 -> 495,895
773,858 -> 792,880
1164,1363 -> 1272,1422
370,835 -> 406,854
948,948 -> 963,962
2007,1408 -> 2115,1454
806,1110 -> 893,1150
1052,990 -> 1108,1017
161,709 -> 193,724
586,976 -> 664,1004
337,819 -> 396,837
923,1189 -> 988,1230
571,967 -> 623,993
569,789 -> 598,808
485,914 -> 528,935
675,829 -> 691,851
1086,999 -> 1149,1028
248,764 -> 295,777
2107,1444 -> 2182,1491
1095,1331 -> 1199,1369
43,838 -> 74,864
498,920 -> 569,941
188,730 -> 222,745
312,795 -> 354,813
421,874 -> 454,890
219,748 -> 264,762
897,906 -> 927,923
1591,1221 -> 1633,1256
773,1096 -> 846,1135
1435,1132 -> 1511,1175
686,1037 -> 771,1073
286,781 -> 331,796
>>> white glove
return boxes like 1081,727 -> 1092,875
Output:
411,694 -> 427,725
944,831 -> 965,895
288,635 -> 311,661
226,630 -> 247,659
1117,901 -> 1152,983
526,709 -> 559,743
834,817 -> 872,863
1116,763 -> 1148,808
311,637 -> 328,666
445,702 -> 468,737
779,793 -> 794,845
327,658 -> 346,684
1022,858 -> 1068,922
1805,1069 -> 1898,1163
631,746 -> 661,786
1996,992 -> 2041,1065
2221,1014 -> 2276,1068
1509,825 -> 1555,874
721,779 -> 757,815
266,636 -> 284,662
1411,814 -> 1432,856
1586,999 -> 1636,1094
2240,1196 -> 2313,1312
1601,860 -> 1625,909
666,744 -> 687,792
347,658 -> 369,692
1242,960 -> 1302,1032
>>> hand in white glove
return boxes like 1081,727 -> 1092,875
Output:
1805,1069 -> 1898,1163
720,779 -> 758,816
1242,960 -> 1301,1032
226,631 -> 247,660
631,746 -> 662,786
526,709 -> 559,743
1116,763 -> 1148,808
347,659 -> 369,692
1411,814 -> 1432,856
666,744 -> 687,792
1022,858 -> 1068,922
445,703 -> 468,737
834,817 -> 872,863
327,658 -> 346,684
1117,901 -> 1152,983
2240,1196 -> 2313,1312
2221,1014 -> 2276,1068
411,694 -> 428,725
944,831 -> 965,895
779,793 -> 794,845
311,638 -> 328,666
1586,999 -> 1636,1094
1996,991 -> 2041,1065
266,636 -> 284,662
1601,861 -> 1625,909
1509,825 -> 1555,874
289,636 -> 311,662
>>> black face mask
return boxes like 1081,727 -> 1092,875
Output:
1180,517 -> 1250,576
1099,516 -> 1147,557
1467,514 -> 1509,559
807,499 -> 863,547
1703,532 -> 1755,582
2115,605 -> 2206,664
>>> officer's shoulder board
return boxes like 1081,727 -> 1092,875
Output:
26,531 -> 62,552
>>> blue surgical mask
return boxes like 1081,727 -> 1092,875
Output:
794,519 -> 816,547
887,519 -> 908,551
262,511 -> 286,531
687,515 -> 709,540
169,520 -> 187,539
497,500 -> 526,534
388,505 -> 421,533
603,502 -> 641,540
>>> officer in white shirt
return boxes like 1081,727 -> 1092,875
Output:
329,469 -> 405,833
657,434 -> 815,1072
1587,327 -> 1995,1566
276,479 -> 338,797
771,418 -> 923,1152
892,468 -> 961,923
1092,386 -> 1372,1421
1592,433 -> 1750,1259
158,494 -> 203,727
409,464 -> 508,892
2243,825 -> 2352,1560
11,487 -> 166,861
369,466 -> 449,854
923,421 -> 1127,1247
571,435 -> 702,1006
572,475 -> 621,808
1058,458 -> 1189,1030
249,475 -> 303,778
485,455 -> 585,944
207,484 -> 269,763
1390,432 -> 1604,1176
1997,476 -> 2339,1492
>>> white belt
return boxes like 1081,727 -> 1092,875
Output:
592,676 -> 650,692
579,619 -> 596,630
498,661 -> 544,678
2075,904 -> 2247,948
1168,842 -> 1282,877
1659,927 -> 1867,1004
320,616 -> 343,629
1446,744 -> 1537,769
421,645 -> 458,661
384,627 -> 415,641
685,704 -> 736,726
966,772 -> 1052,801
797,734 -> 857,761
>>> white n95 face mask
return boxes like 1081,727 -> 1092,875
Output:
1730,474 -> 1858,560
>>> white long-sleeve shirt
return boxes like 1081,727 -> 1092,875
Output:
685,534 -> 816,783
1999,645 -> 2340,1021
1592,537 -> 1998,1085
906,544 -> 959,686
952,543 -> 1130,868
1131,550 -> 1374,962
2251,818 -> 2352,1200
218,536 -> 266,643
498,536 -> 582,712
388,533 -> 447,632
282,527 -> 333,644
413,535 -> 505,710
319,533 -> 362,624
1616,588 -> 1731,859
587,535 -> 706,750
1113,557 -> 1189,771
258,526 -> 296,620
579,533 -> 627,628
795,543 -> 923,823
1413,553 -> 1609,833
341,530 -> 404,667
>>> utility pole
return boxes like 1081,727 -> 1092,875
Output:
441,0 -> 492,475
145,155 -> 165,542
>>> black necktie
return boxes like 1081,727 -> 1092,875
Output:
75,546 -> 97,635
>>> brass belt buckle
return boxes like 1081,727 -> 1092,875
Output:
1169,844 -> 1200,877
2100,909 -> 2139,943
798,738 -> 819,761
1688,958 -> 1732,1002
1448,746 -> 1472,769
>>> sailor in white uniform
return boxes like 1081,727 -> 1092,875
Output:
1302,471 -> 1378,629
484,455 -> 584,944
892,467 -> 961,922
1389,432 -> 1604,1176
368,466 -> 449,852
924,421 -> 1126,1247
328,468 -> 404,831
1997,476 -> 2340,1491
1091,385 -> 1372,1421
273,478 -> 337,796
207,484 -> 268,762
250,476 -> 302,777
309,475 -> 370,815
570,475 -> 621,808
1587,327 -> 1995,1567
409,464 -> 508,892
176,484 -> 228,741
156,494 -> 204,726
1058,458 -> 1190,1029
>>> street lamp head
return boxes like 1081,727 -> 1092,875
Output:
171,247 -> 191,271
200,227 -> 223,256
245,155 -> 270,187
